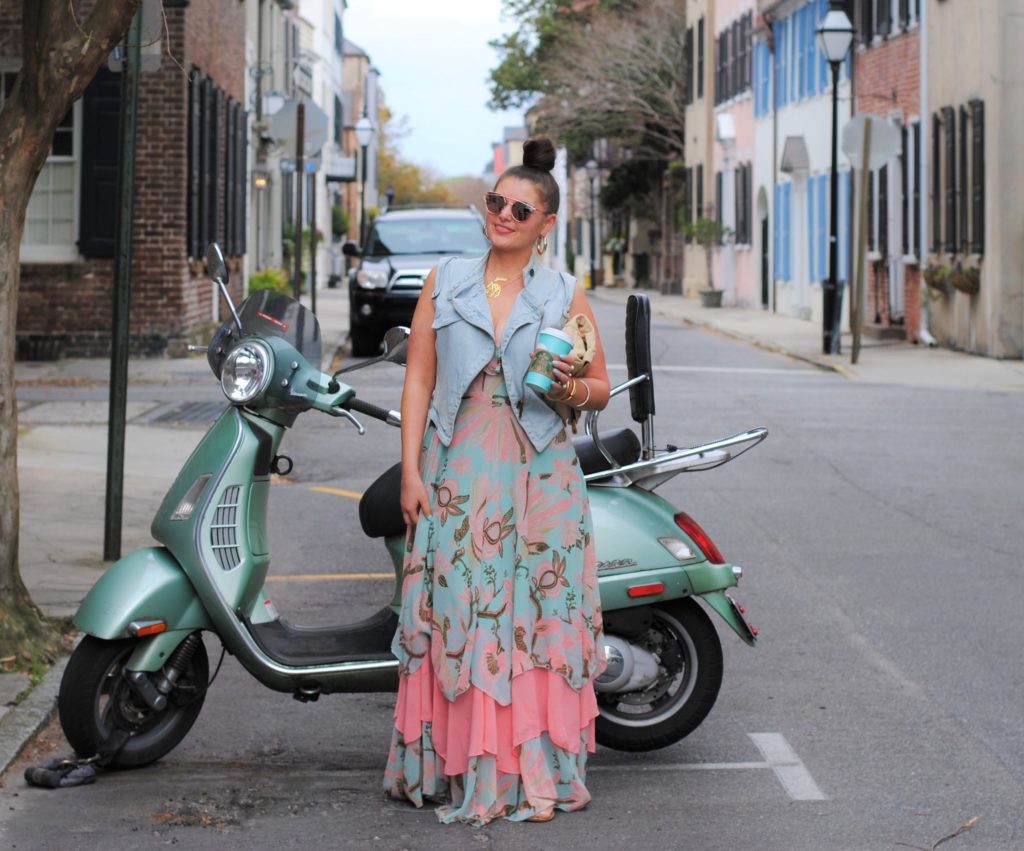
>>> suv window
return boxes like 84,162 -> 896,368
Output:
365,217 -> 488,256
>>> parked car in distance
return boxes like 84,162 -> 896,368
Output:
343,206 -> 488,356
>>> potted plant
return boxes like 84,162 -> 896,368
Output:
684,215 -> 731,307
922,262 -> 950,296
948,261 -> 981,296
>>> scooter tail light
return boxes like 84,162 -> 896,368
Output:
170,474 -> 212,522
627,582 -> 666,598
673,512 -> 726,565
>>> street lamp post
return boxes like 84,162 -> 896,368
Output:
354,114 -> 376,246
585,159 -> 599,290
817,1 -> 854,355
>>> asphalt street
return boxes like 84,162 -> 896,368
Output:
3,296 -> 1023,849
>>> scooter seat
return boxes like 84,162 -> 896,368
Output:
359,427 -> 642,540
573,427 -> 642,475
359,461 -> 406,539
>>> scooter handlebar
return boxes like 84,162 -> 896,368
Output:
341,396 -> 401,426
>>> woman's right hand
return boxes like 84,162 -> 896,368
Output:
400,473 -> 432,528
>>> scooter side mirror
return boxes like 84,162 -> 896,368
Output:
341,240 -> 361,257
382,326 -> 410,365
206,242 -> 228,285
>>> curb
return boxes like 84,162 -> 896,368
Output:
587,288 -> 848,378
0,656 -> 68,779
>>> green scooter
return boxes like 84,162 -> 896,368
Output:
57,243 -> 766,768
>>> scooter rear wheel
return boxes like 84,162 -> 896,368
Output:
58,635 -> 209,769
595,598 -> 723,752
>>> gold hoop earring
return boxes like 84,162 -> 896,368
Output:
536,235 -> 548,255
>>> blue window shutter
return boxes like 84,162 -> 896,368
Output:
818,0 -> 828,94
796,9 -> 805,101
806,4 -> 816,95
817,174 -> 827,281
807,177 -> 816,281
773,185 -> 780,278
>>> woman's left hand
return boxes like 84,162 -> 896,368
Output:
547,354 -> 577,400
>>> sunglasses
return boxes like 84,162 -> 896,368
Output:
484,192 -> 542,223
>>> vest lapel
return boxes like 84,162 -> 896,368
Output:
449,256 -> 494,339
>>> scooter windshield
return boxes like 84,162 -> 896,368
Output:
237,290 -> 322,365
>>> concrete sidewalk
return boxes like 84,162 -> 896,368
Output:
587,285 -> 1024,393
4,280 -> 1023,778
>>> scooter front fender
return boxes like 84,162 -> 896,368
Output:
74,547 -> 214,641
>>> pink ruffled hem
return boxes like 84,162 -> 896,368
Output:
393,663 -> 598,777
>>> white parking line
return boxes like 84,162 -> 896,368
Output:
749,732 -> 828,801
592,732 -> 827,802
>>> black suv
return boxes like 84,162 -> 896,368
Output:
343,206 -> 488,356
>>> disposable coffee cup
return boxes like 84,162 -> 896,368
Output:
525,327 -> 574,395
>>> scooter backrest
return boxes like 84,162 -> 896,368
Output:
625,294 -> 655,422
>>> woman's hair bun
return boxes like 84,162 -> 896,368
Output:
522,136 -> 556,173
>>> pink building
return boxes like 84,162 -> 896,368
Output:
712,1 -> 759,307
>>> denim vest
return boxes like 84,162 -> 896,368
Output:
428,253 -> 575,453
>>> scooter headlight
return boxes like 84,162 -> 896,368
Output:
221,341 -> 273,404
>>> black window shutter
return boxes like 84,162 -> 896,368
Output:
876,0 -> 890,37
859,0 -> 873,43
224,100 -> 236,257
970,99 -> 984,254
931,112 -> 941,252
900,125 -> 909,255
943,106 -> 955,252
715,170 -> 723,225
78,68 -> 121,258
188,71 -> 202,258
696,163 -> 704,218
236,107 -> 248,254
912,122 -> 921,257
958,104 -> 969,253
199,76 -> 212,251
878,164 -> 889,259
899,0 -> 910,28
697,17 -> 705,98
867,171 -> 875,251
209,86 -> 223,248
684,27 -> 693,105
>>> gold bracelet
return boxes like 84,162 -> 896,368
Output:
550,376 -> 574,402
571,379 -> 591,408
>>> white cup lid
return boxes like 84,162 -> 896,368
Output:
539,327 -> 572,345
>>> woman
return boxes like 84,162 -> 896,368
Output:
384,137 -> 610,825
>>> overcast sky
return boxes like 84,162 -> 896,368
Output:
343,0 -> 526,178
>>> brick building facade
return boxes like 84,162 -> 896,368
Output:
854,2 -> 923,343
9,0 -> 247,357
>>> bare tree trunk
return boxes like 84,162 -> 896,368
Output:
0,0 -> 141,659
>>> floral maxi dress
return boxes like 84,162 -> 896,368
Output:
384,355 -> 605,825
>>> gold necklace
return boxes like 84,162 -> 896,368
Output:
484,276 -> 507,299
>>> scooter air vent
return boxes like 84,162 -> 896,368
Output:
211,485 -> 242,570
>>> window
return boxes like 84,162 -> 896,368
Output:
3,70 -> 80,262
697,17 -> 705,98
912,121 -> 921,257
900,125 -> 909,255
715,13 -> 753,104
334,12 -> 344,57
188,70 -> 247,258
334,94 -> 344,146
682,166 -> 693,236
878,163 -> 889,259
715,170 -> 723,226
958,104 -> 968,253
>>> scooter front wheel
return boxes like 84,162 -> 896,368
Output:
58,635 -> 209,769
596,598 -> 723,751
